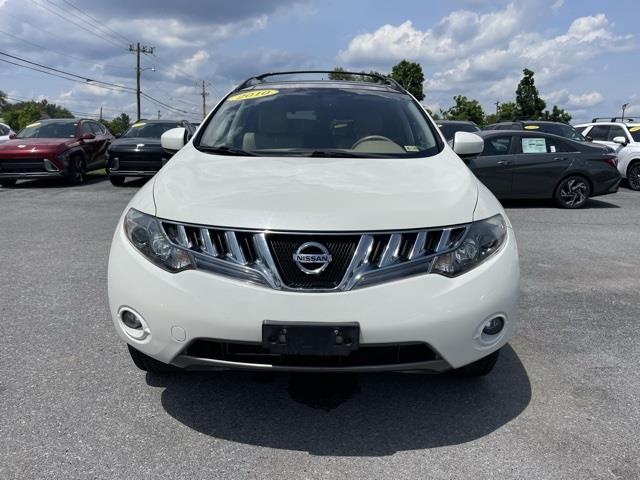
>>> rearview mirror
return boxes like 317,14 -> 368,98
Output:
452,131 -> 484,157
612,136 -> 627,145
161,127 -> 187,153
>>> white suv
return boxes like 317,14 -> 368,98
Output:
108,71 -> 520,378
575,119 -> 640,190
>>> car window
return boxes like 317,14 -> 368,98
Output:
80,122 -> 93,135
481,136 -> 512,156
89,122 -> 103,135
520,137 -> 549,154
574,126 -> 589,135
608,125 -> 627,141
437,123 -> 480,141
587,125 -> 610,141
197,87 -> 440,158
547,137 -> 576,153
17,121 -> 78,138
628,125 -> 640,142
528,123 -> 586,141
123,122 -> 183,139
0,124 -> 8,135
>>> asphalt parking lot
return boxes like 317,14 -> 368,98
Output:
1,175 -> 639,480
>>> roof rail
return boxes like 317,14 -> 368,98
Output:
234,70 -> 406,93
592,117 -> 638,123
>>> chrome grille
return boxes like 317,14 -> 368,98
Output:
161,221 -> 469,292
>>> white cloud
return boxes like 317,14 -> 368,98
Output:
567,91 -> 604,108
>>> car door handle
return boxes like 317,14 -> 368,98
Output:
553,157 -> 568,161
496,160 -> 511,165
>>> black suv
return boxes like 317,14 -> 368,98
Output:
106,120 -> 194,186
484,120 -> 587,142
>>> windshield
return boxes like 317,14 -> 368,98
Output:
628,125 -> 640,142
526,123 -> 586,142
197,87 -> 440,157
123,122 -> 183,139
17,121 -> 77,139
437,123 -> 480,141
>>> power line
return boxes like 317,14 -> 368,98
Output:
0,55 -> 198,118
0,29 -> 134,72
30,0 -> 127,50
57,0 -> 133,45
0,50 -> 136,92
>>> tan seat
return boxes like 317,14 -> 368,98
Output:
243,111 -> 304,151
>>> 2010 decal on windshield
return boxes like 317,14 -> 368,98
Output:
228,89 -> 279,101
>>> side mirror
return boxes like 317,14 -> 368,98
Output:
452,131 -> 484,158
612,136 -> 628,145
161,127 -> 187,153
81,132 -> 95,140
9,133 -> 17,139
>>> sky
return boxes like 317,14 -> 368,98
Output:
0,0 -> 637,124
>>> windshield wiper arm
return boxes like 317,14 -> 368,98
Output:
306,150 -> 363,157
198,145 -> 255,156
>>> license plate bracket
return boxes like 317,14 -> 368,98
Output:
262,321 -> 360,356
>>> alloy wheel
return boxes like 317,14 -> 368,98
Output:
628,164 -> 640,191
559,177 -> 589,208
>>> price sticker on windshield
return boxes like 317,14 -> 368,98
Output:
228,89 -> 279,101
629,126 -> 640,132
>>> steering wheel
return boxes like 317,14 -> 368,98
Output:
350,135 -> 405,153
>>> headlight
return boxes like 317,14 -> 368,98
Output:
431,214 -> 507,277
123,208 -> 194,272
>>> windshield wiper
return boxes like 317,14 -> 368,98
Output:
305,150 -> 364,158
198,145 -> 255,156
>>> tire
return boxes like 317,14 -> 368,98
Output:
0,179 -> 17,187
127,345 -> 179,374
109,175 -> 126,187
627,162 -> 640,191
453,349 -> 500,377
554,175 -> 591,209
66,155 -> 87,185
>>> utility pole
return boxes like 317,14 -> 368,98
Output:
201,80 -> 208,120
622,103 -> 629,122
99,106 -> 103,121
157,110 -> 161,120
129,42 -> 154,121
495,100 -> 500,115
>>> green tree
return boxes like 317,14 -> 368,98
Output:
101,113 -> 131,136
0,89 -> 8,112
515,68 -> 546,119
328,67 -> 356,81
390,60 -> 425,101
443,95 -> 485,125
485,101 -> 520,124
2,99 -> 72,131
541,105 -> 572,123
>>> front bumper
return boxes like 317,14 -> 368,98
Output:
108,225 -> 520,371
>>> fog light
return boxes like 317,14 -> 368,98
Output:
43,158 -> 60,172
118,307 -> 150,341
482,316 -> 504,336
121,310 -> 142,329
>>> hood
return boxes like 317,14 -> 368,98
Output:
0,137 -> 75,157
110,137 -> 162,149
151,144 -> 479,231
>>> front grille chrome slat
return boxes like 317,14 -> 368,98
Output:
160,221 -> 470,292
224,231 -> 247,265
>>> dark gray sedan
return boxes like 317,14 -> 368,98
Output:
464,130 -> 621,208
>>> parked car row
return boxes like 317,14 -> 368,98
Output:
0,118 -> 193,187
438,117 -> 636,208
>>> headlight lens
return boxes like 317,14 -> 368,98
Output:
123,208 -> 194,272
431,214 -> 507,277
